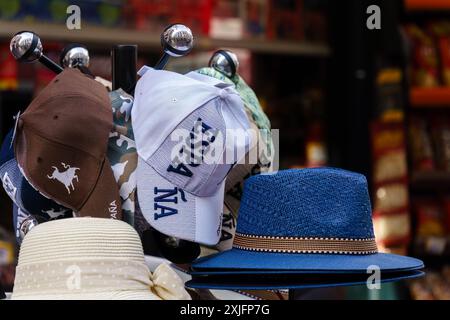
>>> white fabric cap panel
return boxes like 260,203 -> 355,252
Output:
132,66 -> 251,245
148,103 -> 229,197
132,66 -> 249,161
137,156 -> 223,245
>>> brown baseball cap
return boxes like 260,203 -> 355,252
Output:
14,68 -> 122,220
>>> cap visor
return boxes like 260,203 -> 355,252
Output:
137,156 -> 223,246
78,157 -> 122,220
191,249 -> 424,273
185,270 -> 425,290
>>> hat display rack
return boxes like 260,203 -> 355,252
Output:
1,24 -> 425,300
9,26 -> 201,264
6,24 -> 214,287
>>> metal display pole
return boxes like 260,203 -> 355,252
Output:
111,45 -> 137,94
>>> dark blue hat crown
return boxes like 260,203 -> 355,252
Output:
236,168 -> 375,240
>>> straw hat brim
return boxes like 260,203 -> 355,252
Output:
12,290 -> 162,300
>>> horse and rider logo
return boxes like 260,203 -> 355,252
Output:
47,162 -> 80,194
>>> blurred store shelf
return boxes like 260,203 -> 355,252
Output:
405,0 -> 450,11
410,87 -> 450,108
414,236 -> 450,257
0,20 -> 330,56
410,171 -> 450,189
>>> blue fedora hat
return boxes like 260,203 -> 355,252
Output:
186,270 -> 425,290
191,168 -> 424,274
1,129 -> 73,222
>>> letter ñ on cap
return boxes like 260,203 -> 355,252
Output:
14,69 -> 122,219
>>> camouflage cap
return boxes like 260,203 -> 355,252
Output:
107,89 -> 137,226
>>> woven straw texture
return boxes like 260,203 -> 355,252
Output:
12,218 -> 191,300
236,168 -> 375,239
17,218 -> 144,265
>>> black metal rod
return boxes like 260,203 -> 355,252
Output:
76,65 -> 95,78
39,55 -> 63,74
154,53 -> 170,70
111,45 -> 137,94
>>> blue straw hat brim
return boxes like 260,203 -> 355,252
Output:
185,270 -> 424,290
192,249 -> 424,273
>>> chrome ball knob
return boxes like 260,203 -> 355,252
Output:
161,24 -> 194,57
10,31 -> 43,62
209,50 -> 239,78
61,45 -> 90,68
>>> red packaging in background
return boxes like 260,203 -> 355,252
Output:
428,21 -> 450,86
415,199 -> 446,237
438,35 -> 450,86
123,0 -> 171,30
409,117 -> 436,172
405,24 -> 440,87
371,121 -> 411,248
266,0 -> 304,41
372,122 -> 406,155
171,0 -> 212,36
430,116 -> 450,172
125,0 -> 212,36
210,0 -> 242,40
0,44 -> 18,90
241,0 -> 267,39
123,0 -> 323,41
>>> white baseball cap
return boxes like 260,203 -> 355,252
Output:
132,66 -> 251,245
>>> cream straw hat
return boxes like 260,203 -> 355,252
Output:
12,218 -> 191,300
